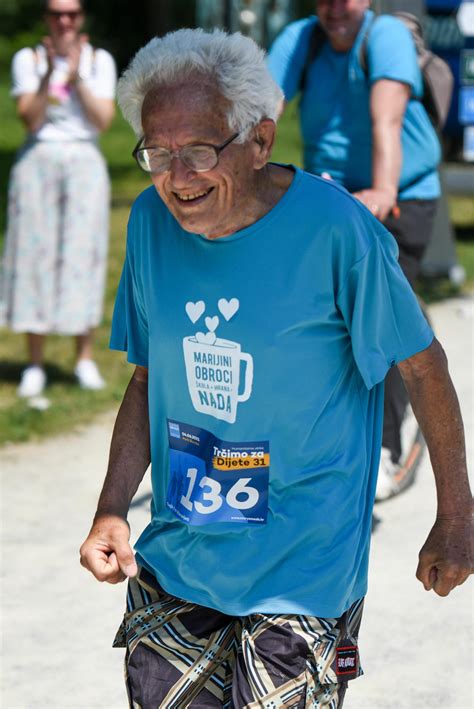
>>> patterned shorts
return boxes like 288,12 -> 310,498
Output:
114,568 -> 364,709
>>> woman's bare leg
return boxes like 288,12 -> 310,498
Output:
76,330 -> 94,361
27,333 -> 45,366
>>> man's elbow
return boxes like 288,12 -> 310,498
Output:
397,338 -> 447,385
133,365 -> 149,384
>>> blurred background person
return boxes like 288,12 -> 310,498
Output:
0,0 -> 116,398
268,0 -> 442,501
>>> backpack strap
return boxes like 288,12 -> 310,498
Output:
359,14 -> 424,115
31,45 -> 42,71
358,16 -> 376,78
394,11 -> 425,54
301,16 -> 376,89
299,22 -> 329,93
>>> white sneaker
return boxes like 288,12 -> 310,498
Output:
375,447 -> 400,501
74,359 -> 105,390
17,366 -> 46,398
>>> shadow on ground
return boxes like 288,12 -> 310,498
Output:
455,225 -> 474,240
0,359 -> 76,386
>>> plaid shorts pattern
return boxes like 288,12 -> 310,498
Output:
114,567 -> 364,709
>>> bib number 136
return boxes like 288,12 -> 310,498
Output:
181,467 -> 259,515
166,421 -> 269,525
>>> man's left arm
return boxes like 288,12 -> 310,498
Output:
398,338 -> 473,596
353,79 -> 410,221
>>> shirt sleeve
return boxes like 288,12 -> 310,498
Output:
110,228 -> 149,368
11,48 -> 39,96
336,220 -> 434,390
88,49 -> 117,99
267,18 -> 316,102
367,16 -> 422,97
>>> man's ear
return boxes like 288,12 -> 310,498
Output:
253,119 -> 276,169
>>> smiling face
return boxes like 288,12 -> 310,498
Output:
316,0 -> 369,51
45,0 -> 84,50
141,82 -> 272,239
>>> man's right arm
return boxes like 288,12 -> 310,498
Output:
79,365 -> 150,583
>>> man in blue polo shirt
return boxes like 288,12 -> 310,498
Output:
79,28 -> 471,709
268,0 -> 441,500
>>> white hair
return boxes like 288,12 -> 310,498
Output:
117,28 -> 283,142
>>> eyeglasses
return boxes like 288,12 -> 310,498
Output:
132,132 -> 240,174
46,10 -> 83,19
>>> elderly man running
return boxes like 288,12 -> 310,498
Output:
80,29 -> 471,709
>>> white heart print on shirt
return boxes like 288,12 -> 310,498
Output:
185,300 -> 205,324
196,331 -> 217,345
205,316 -> 219,332
218,298 -> 240,321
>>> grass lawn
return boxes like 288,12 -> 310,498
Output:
0,80 -> 473,445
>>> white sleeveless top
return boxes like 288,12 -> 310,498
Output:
11,43 -> 116,141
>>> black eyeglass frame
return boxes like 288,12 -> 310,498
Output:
132,132 -> 241,174
46,10 -> 83,19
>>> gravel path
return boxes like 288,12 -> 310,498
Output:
1,297 -> 472,709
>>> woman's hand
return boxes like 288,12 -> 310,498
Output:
67,33 -> 88,85
42,36 -> 56,77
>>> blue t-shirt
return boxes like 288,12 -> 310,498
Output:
268,11 -> 441,200
110,167 -> 433,618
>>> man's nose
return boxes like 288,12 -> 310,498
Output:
328,0 -> 347,13
168,156 -> 196,185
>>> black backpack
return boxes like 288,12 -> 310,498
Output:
300,11 -> 453,131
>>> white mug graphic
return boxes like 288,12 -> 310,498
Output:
183,335 -> 253,423
183,297 -> 253,423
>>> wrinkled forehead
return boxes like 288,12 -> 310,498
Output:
141,81 -> 232,136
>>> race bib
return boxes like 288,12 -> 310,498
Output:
166,420 -> 269,525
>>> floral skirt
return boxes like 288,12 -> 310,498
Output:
0,140 -> 110,335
